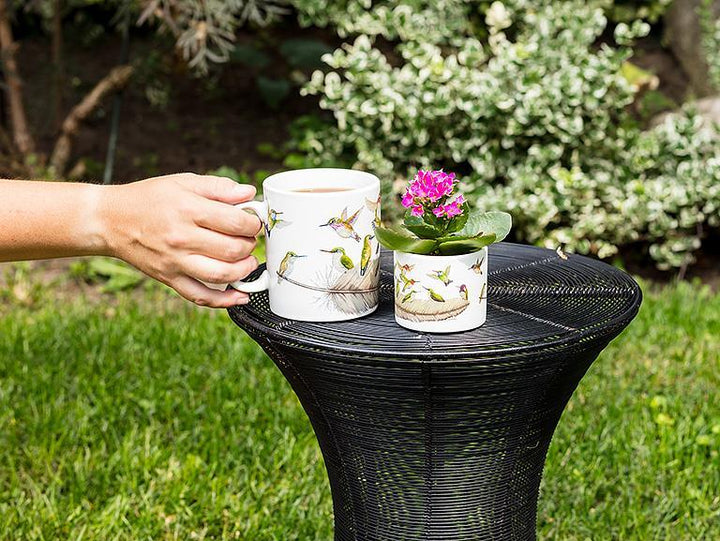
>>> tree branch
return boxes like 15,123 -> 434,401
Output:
49,64 -> 134,175
0,0 -> 35,156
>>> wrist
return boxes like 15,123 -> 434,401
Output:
88,183 -> 119,257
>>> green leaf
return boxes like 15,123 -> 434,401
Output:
87,257 -> 144,292
437,234 -> 497,255
375,226 -> 437,254
435,234 -> 475,244
423,211 -> 441,228
257,77 -> 291,109
230,44 -> 271,68
402,215 -> 444,239
88,257 -> 141,279
279,38 -> 334,69
459,211 -> 512,242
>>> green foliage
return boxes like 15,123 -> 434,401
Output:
0,274 -> 718,539
435,234 -> 497,255
605,0 -> 672,22
622,110 -> 720,268
460,209 -> 512,241
297,0 -> 718,269
376,209 -> 510,255
228,38 -> 334,109
0,262 -> 43,305
301,4 -> 646,179
637,89 -> 677,120
699,0 -> 720,90
373,226 -> 437,254
540,280 -> 720,539
256,76 -> 292,109
285,114 -> 349,169
206,166 -> 252,184
294,0 -> 475,43
484,108 -> 720,269
279,38 -> 334,69
256,141 -> 285,159
293,0 -> 670,39
0,290 -> 331,540
130,1 -> 672,75
70,257 -> 145,292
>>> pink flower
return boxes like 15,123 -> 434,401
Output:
401,191 -> 415,208
432,206 -> 446,218
401,168 -> 466,221
408,169 -> 455,203
432,195 -> 465,218
445,202 -> 463,218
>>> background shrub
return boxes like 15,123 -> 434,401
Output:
295,0 -> 719,269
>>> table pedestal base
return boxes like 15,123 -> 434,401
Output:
254,337 -> 607,541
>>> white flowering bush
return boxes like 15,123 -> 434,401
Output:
297,0 -> 720,269
700,0 -> 720,90
607,0 -> 672,22
295,0 -> 476,43
484,110 -> 720,269
293,0 -> 671,37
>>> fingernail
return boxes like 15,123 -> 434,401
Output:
236,296 -> 250,305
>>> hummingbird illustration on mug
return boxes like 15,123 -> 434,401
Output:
277,251 -> 306,284
320,207 -> 362,242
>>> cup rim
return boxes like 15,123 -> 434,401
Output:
262,168 -> 379,197
394,247 -> 488,263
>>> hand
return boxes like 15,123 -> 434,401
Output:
99,173 -> 262,308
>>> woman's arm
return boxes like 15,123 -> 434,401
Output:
0,173 -> 262,307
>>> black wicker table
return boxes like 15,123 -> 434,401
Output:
228,243 -> 642,541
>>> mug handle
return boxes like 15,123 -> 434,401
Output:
231,200 -> 270,293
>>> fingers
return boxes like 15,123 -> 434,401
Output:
184,228 -> 256,262
179,173 -> 257,204
193,197 -> 263,237
182,254 -> 259,285
171,275 -> 250,308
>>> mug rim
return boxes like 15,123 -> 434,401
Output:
263,168 -> 379,197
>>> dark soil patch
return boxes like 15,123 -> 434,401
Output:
14,20 -> 337,186
632,32 -> 690,105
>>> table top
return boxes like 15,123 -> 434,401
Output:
228,243 -> 642,361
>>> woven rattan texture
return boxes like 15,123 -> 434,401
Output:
228,243 -> 641,541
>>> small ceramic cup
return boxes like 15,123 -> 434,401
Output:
232,168 -> 381,322
393,248 -> 488,333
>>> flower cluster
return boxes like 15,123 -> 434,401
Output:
401,169 -> 466,219
434,194 -> 465,218
375,166 -> 511,256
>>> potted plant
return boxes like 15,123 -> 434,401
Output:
375,169 -> 511,333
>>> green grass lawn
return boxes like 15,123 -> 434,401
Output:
0,274 -> 718,540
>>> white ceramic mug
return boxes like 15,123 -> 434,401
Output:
233,168 -> 381,322
393,248 -> 488,333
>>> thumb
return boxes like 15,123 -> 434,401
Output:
189,175 -> 257,204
